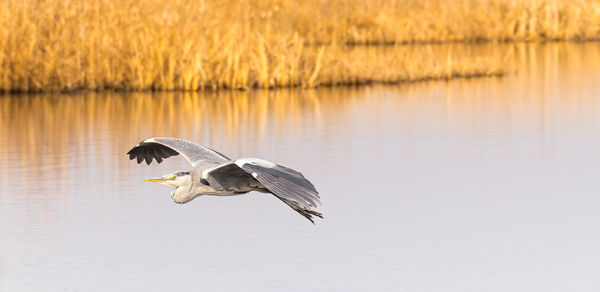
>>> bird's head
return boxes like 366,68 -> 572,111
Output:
145,171 -> 191,187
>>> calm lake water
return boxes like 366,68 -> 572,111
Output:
1,43 -> 600,291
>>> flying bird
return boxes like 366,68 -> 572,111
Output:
127,137 -> 322,223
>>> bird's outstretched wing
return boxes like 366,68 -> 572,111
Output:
127,137 -> 230,166
204,158 -> 322,223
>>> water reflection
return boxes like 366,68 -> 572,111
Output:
0,89 -> 339,193
1,42 -> 600,291
1,43 -> 598,166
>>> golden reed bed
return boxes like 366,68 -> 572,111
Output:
0,0 -> 598,92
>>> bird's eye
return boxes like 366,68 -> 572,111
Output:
169,175 -> 177,180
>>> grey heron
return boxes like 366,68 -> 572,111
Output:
127,137 -> 323,223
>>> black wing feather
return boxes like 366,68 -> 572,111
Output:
127,142 -> 180,165
277,197 -> 323,224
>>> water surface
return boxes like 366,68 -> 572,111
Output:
1,43 -> 600,291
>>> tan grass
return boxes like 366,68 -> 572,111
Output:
0,0 -> 597,92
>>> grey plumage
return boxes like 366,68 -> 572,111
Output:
203,163 -> 262,193
238,162 -> 320,208
127,137 -> 323,223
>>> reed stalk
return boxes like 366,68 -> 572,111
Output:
0,0 -> 597,92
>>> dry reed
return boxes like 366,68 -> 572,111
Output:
0,0 -> 597,92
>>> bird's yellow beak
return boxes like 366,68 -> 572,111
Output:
145,175 -> 176,185
145,177 -> 167,183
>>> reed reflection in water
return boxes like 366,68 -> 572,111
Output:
1,42 -> 600,291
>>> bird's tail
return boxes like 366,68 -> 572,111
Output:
277,197 -> 323,224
